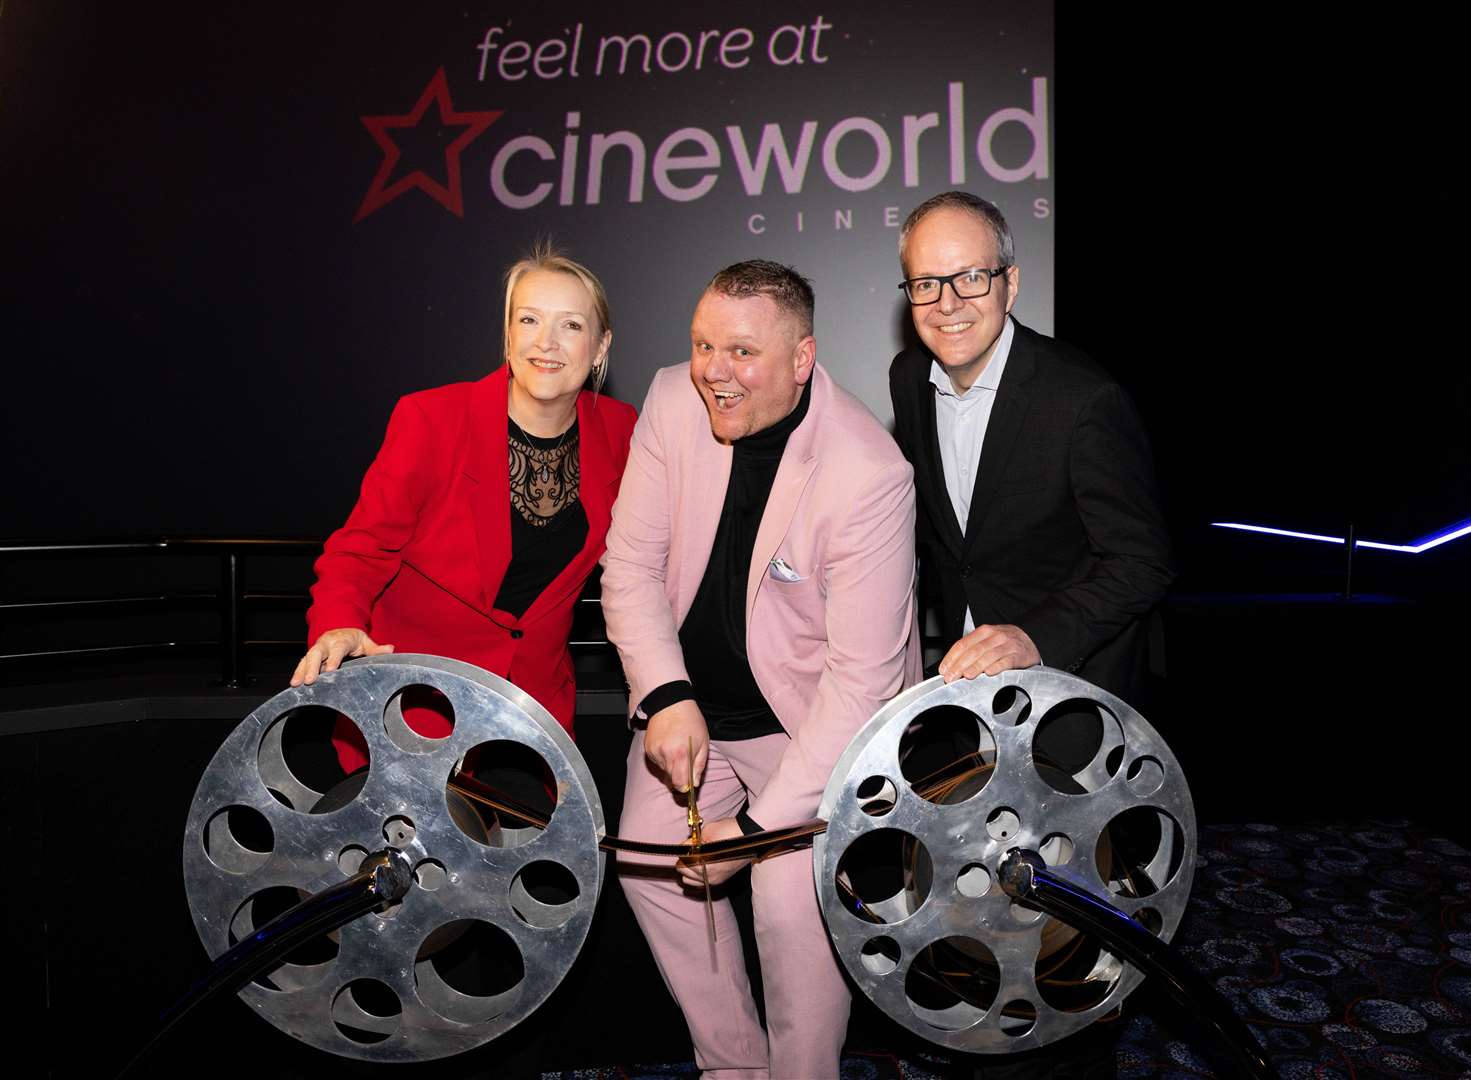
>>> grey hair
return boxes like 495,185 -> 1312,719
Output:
899,191 -> 1015,271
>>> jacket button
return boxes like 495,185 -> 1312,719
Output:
510,629 -> 523,640
960,565 -> 972,579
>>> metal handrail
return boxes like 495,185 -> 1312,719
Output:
1,537 -> 323,687
1,537 -> 616,690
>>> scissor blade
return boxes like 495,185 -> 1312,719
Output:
688,738 -> 717,967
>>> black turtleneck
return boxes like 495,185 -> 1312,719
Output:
638,380 -> 813,744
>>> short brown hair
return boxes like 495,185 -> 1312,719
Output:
706,259 -> 815,337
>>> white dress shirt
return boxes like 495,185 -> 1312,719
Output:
927,316 -> 1015,634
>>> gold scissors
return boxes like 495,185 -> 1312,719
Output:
687,737 -> 717,965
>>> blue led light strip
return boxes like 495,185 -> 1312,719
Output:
1212,517 -> 1471,554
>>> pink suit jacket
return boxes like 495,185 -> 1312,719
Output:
308,365 -> 637,748
601,362 -> 923,828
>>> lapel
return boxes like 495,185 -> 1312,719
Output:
464,369 -> 513,610
915,360 -> 965,559
961,322 -> 1036,553
745,369 -> 824,628
675,393 -> 734,624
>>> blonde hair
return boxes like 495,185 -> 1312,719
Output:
502,239 -> 613,393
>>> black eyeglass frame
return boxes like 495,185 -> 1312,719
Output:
897,265 -> 1011,305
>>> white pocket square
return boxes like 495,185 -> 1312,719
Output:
767,557 -> 804,583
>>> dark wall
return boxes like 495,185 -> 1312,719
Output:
5,4 -> 1464,604
3,1 -> 1057,537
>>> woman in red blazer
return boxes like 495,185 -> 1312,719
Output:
292,246 -> 637,768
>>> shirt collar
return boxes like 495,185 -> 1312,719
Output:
927,316 -> 1015,399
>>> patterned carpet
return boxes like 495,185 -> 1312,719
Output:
548,820 -> 1471,1079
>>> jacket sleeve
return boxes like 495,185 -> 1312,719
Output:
1018,383 -> 1175,671
305,396 -> 438,643
748,457 -> 919,827
599,372 -> 691,711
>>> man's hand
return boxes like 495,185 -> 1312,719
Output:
291,628 -> 395,686
644,699 -> 710,791
678,816 -> 748,888
938,623 -> 1040,682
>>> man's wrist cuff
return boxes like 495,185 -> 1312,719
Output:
639,680 -> 694,719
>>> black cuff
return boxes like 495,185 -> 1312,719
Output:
639,680 -> 694,720
735,805 -> 763,835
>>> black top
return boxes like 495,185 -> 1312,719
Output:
640,381 -> 812,743
493,418 -> 587,618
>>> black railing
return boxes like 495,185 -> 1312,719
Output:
1,538 -> 620,694
1,538 -> 321,687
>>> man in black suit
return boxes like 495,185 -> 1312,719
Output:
889,191 -> 1174,1078
890,191 -> 1173,704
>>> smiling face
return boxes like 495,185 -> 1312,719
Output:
505,269 -> 611,425
901,205 -> 1020,392
689,290 -> 815,443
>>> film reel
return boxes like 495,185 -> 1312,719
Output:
815,669 -> 1196,1054
181,655 -> 606,1062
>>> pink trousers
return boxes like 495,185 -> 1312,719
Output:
618,730 -> 851,1080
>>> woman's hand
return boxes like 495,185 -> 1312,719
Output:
290,628 -> 394,686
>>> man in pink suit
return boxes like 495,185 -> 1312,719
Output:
602,260 -> 923,1079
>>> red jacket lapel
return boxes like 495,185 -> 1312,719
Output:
464,368 -> 513,610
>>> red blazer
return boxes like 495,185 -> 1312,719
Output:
308,366 -> 637,763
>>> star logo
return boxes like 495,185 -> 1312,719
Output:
354,68 -> 502,223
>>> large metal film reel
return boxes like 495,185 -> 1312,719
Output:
182,655 -> 605,1062
815,669 -> 1195,1054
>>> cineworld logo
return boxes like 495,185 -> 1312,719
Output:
355,70 -> 1047,222
489,79 -> 1049,210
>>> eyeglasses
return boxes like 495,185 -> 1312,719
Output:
898,266 -> 1010,305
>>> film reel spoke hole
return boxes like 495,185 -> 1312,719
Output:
835,829 -> 932,924
1126,755 -> 1164,796
331,979 -> 402,1044
384,684 -> 456,754
257,705 -> 365,813
413,858 -> 447,891
991,685 -> 1032,725
1032,698 -> 1123,795
1134,907 -> 1164,935
856,775 -> 899,816
448,742 -> 558,849
899,705 -> 996,805
1038,832 -> 1073,866
1000,998 -> 1037,1037
986,807 -> 1020,842
1097,807 -> 1185,898
510,861 -> 581,929
905,936 -> 998,1030
338,844 -> 368,876
957,863 -> 992,898
415,919 -> 525,1025
382,815 -> 416,848
203,805 -> 273,874
1009,898 -> 1044,925
861,936 -> 901,975
228,886 -> 338,991
1036,921 -> 1120,1012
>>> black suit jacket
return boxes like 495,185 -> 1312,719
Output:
889,320 -> 1174,702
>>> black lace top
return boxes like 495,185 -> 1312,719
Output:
492,418 -> 588,617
